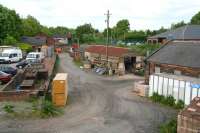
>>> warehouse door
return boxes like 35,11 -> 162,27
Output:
124,56 -> 136,73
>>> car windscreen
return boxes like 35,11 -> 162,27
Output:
0,53 -> 9,57
27,54 -> 36,58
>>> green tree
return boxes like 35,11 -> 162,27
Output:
124,31 -> 147,42
191,11 -> 200,24
0,4 -> 22,43
171,21 -> 186,29
115,19 -> 130,38
75,23 -> 95,43
157,26 -> 168,34
41,26 -> 51,36
22,15 -> 41,36
3,35 -> 17,45
49,26 -> 70,36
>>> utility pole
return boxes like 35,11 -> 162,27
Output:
105,10 -> 111,68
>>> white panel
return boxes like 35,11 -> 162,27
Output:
173,80 -> 179,101
185,82 -> 191,105
154,76 -> 159,93
163,78 -> 168,96
149,75 -> 154,96
168,79 -> 173,96
198,88 -> 200,97
158,76 -> 163,95
192,87 -> 198,100
179,81 -> 185,101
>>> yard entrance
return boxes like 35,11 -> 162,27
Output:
124,56 -> 136,73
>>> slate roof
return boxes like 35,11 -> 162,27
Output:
21,36 -> 46,46
146,41 -> 200,68
52,34 -> 66,39
148,25 -> 200,40
85,45 -> 129,57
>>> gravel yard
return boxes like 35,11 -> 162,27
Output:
0,53 -> 177,133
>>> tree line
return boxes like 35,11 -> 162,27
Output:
1,4 -> 200,45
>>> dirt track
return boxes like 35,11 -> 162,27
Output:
0,53 -> 176,133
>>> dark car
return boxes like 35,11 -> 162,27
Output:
16,60 -> 28,69
0,65 -> 17,76
0,71 -> 11,84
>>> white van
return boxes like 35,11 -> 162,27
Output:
0,48 -> 23,63
26,52 -> 45,63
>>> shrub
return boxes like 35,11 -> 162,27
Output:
40,100 -> 63,118
164,96 -> 176,106
160,119 -> 177,133
3,104 -> 15,113
17,43 -> 33,53
134,69 -> 144,76
150,93 -> 163,103
175,100 -> 184,109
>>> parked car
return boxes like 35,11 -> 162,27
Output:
0,71 -> 12,84
16,60 -> 29,69
26,52 -> 45,63
0,48 -> 23,63
0,65 -> 17,76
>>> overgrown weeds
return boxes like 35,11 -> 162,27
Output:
150,92 -> 185,109
159,119 -> 177,133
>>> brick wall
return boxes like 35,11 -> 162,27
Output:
0,90 -> 30,101
145,62 -> 200,84
1,70 -> 25,91
177,115 -> 200,133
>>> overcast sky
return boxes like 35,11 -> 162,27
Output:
1,0 -> 200,30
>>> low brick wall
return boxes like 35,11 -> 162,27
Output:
133,81 -> 149,97
1,69 -> 25,91
0,90 -> 30,101
0,56 -> 56,102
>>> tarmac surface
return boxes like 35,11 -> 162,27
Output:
0,53 -> 177,133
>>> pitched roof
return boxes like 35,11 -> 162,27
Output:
21,36 -> 46,46
146,41 -> 200,68
85,45 -> 129,57
52,34 -> 66,38
148,25 -> 200,40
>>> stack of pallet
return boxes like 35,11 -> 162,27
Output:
177,97 -> 200,133
52,73 -> 68,106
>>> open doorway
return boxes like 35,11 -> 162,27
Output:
124,56 -> 136,73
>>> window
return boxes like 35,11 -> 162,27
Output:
155,67 -> 160,73
174,70 -> 181,75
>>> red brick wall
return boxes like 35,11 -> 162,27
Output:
0,91 -> 30,101
145,62 -> 200,84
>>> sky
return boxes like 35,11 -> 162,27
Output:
0,0 -> 200,31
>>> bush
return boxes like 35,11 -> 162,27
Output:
164,96 -> 176,107
175,100 -> 184,109
73,59 -> 83,67
134,69 -> 144,76
3,104 -> 15,113
160,119 -> 177,133
150,93 -> 163,103
40,100 -> 63,118
17,43 -> 33,53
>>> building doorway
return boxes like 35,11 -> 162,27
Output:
124,56 -> 136,73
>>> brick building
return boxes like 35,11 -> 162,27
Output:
85,45 -> 144,75
145,41 -> 200,84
